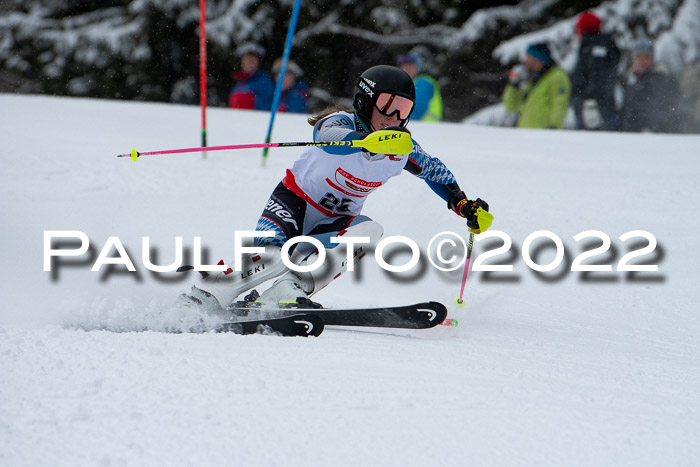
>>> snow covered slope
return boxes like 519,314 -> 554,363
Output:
1,94 -> 699,466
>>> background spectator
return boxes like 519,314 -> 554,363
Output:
272,58 -> 309,114
397,52 -> 443,121
680,59 -> 700,133
502,42 -> 571,129
619,40 -> 681,133
229,43 -> 274,111
570,11 -> 621,130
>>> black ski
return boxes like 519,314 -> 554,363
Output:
228,301 -> 447,330
318,301 -> 447,329
217,313 -> 324,337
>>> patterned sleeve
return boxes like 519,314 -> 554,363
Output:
313,113 -> 365,154
405,141 -> 462,202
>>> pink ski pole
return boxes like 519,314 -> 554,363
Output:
455,232 -> 475,307
117,141 -> 350,161
116,130 -> 413,161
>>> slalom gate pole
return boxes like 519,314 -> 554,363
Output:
117,129 -> 413,161
199,0 -> 208,158
261,0 -> 302,168
455,232 -> 475,307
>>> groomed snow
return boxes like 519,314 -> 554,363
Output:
1,94 -> 699,466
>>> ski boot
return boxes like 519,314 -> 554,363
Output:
257,219 -> 383,308
182,246 -> 289,314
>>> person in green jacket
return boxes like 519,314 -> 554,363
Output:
503,42 -> 571,129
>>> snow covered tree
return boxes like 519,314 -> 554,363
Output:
1,0 -> 698,121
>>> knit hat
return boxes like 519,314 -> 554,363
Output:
526,42 -> 554,66
397,53 -> 425,72
575,11 -> 602,35
236,43 -> 266,59
273,59 -> 303,78
633,39 -> 654,58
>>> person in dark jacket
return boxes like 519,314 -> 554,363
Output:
619,40 -> 682,133
680,60 -> 700,133
229,43 -> 275,111
272,58 -> 309,114
570,11 -> 621,130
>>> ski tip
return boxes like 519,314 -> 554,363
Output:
441,318 -> 459,327
454,297 -> 465,307
130,148 -> 139,161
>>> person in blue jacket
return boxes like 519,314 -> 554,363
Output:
397,53 -> 443,121
229,43 -> 274,111
272,58 -> 309,114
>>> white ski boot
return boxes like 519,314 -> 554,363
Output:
184,246 -> 288,313
257,220 -> 384,307
255,271 -> 315,307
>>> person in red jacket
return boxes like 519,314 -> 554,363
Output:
228,43 -> 274,111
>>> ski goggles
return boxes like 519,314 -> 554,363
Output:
375,93 -> 415,120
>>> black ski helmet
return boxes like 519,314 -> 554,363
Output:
353,65 -> 416,130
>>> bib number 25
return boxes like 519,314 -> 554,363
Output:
319,192 -> 352,213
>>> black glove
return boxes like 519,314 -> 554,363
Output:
448,194 -> 493,233
459,198 -> 489,226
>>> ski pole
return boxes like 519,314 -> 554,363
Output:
455,232 -> 475,307
261,0 -> 303,167
117,129 -> 413,161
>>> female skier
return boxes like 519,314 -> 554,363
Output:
187,65 -> 493,311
